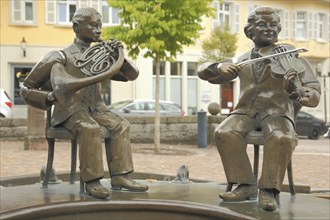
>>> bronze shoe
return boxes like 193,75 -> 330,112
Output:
85,179 -> 111,199
259,189 -> 278,211
111,174 -> 149,191
219,184 -> 257,202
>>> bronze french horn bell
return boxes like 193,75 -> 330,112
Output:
50,41 -> 124,104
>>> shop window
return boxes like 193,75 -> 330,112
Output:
13,66 -> 33,105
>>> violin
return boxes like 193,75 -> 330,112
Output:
238,43 -> 308,102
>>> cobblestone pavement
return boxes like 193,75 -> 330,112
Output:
0,138 -> 329,190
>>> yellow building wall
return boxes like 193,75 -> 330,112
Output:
186,0 -> 330,60
1,0 -> 329,58
0,0 -> 73,47
0,0 -> 329,119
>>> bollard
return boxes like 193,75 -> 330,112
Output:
197,109 -> 207,148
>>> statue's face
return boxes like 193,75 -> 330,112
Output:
251,14 -> 280,47
76,13 -> 102,43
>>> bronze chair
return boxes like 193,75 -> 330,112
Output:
225,129 -> 296,196
43,107 -> 112,193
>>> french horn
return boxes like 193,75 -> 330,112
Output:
50,41 -> 124,104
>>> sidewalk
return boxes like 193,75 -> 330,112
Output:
0,140 -> 329,191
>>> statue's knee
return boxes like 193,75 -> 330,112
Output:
267,130 -> 296,146
215,128 -> 232,141
121,120 -> 130,132
113,119 -> 130,135
78,122 -> 100,135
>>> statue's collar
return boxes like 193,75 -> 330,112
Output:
74,38 -> 90,52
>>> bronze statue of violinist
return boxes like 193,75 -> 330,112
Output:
197,6 -> 320,211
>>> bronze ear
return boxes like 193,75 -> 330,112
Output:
72,22 -> 79,34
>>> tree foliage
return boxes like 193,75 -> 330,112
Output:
103,0 -> 214,153
103,0 -> 214,61
200,24 -> 237,63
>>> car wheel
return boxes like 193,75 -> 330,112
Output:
308,128 -> 319,140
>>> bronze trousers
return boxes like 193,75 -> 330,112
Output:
63,110 -> 134,183
215,114 -> 297,192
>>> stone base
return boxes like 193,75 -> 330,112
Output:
1,177 -> 329,220
24,136 -> 47,150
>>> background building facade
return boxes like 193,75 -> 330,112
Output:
1,0 -> 329,122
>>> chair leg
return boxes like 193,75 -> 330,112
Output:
80,177 -> 84,193
253,144 -> 259,180
43,138 -> 55,188
287,160 -> 296,196
104,138 -> 112,177
70,140 -> 77,184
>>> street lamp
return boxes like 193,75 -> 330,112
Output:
20,37 -> 27,57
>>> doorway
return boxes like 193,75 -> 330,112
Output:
220,82 -> 234,114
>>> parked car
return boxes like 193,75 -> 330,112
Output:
108,99 -> 185,116
324,127 -> 330,139
295,111 -> 327,139
0,89 -> 13,118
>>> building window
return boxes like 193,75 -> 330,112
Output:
153,61 -> 165,100
58,0 -> 77,24
152,78 -> 165,101
187,62 -> 198,76
170,78 -> 182,106
46,0 -> 103,25
317,13 -> 327,41
13,66 -> 33,105
218,2 -> 230,27
295,11 -> 307,40
212,1 -> 240,33
170,61 -> 183,106
101,1 -> 120,26
152,61 -> 165,75
10,0 -> 36,25
170,62 -> 183,76
187,62 -> 198,115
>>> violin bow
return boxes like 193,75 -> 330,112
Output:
236,47 -> 308,66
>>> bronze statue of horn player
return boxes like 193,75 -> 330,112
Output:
50,40 -> 125,105
20,7 -> 148,199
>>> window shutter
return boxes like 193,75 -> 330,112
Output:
292,11 -> 296,40
314,13 -> 318,40
234,4 -> 240,34
45,0 -> 56,24
308,12 -> 314,40
12,0 -> 21,22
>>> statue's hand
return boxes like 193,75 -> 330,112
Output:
109,39 -> 124,49
283,70 -> 298,93
217,63 -> 240,77
298,87 -> 313,106
288,86 -> 312,105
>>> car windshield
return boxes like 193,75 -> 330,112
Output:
109,100 -> 132,110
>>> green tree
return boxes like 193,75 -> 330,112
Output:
199,24 -> 237,63
103,0 -> 214,153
